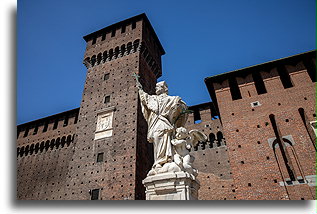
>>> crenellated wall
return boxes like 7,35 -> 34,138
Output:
17,13 -> 316,200
205,51 -> 316,200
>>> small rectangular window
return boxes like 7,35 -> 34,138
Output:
97,152 -> 104,163
251,101 -> 261,107
104,95 -> 110,104
104,73 -> 110,81
91,189 -> 100,200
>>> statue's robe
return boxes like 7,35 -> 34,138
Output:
139,89 -> 188,168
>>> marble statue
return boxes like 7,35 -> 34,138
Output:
133,73 -> 205,177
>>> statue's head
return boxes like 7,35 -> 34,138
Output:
155,81 -> 168,95
175,127 -> 188,139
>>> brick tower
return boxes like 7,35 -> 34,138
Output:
65,14 -> 165,200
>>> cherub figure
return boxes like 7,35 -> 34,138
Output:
171,127 -> 207,176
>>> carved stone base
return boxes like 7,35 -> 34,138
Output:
142,171 -> 200,200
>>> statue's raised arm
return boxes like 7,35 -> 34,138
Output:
132,74 -> 189,176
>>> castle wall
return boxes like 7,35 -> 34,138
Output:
17,14 -> 316,201
17,109 -> 78,199
185,104 -> 235,200
207,52 -> 316,200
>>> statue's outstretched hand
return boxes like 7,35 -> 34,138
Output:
132,73 -> 143,90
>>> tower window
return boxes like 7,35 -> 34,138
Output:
97,152 -> 104,163
91,189 -> 100,200
104,95 -> 110,104
104,73 -> 110,81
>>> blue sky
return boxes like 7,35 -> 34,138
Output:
17,0 -> 315,124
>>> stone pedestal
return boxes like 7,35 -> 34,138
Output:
142,172 -> 200,200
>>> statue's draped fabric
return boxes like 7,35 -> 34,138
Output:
139,89 -> 188,167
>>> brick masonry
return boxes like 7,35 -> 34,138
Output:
17,14 -> 316,200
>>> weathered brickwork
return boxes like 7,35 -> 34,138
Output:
205,51 -> 316,200
17,13 -> 316,200
184,103 -> 234,200
17,109 -> 78,199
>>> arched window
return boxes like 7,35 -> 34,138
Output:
97,53 -> 102,65
25,145 -> 29,156
29,144 -> 34,155
66,135 -> 72,146
272,139 -> 296,182
120,44 -> 126,57
45,140 -> 50,151
20,147 -> 25,157
216,131 -> 223,147
114,47 -> 120,58
40,141 -> 44,152
50,139 -> 55,150
61,136 -> 66,148
35,143 -> 39,154
102,51 -> 108,63
200,141 -> 206,150
83,57 -> 91,68
55,138 -> 60,149
91,55 -> 96,66
209,133 -> 215,148
126,42 -> 132,54
133,39 -> 140,52
108,49 -> 113,60
269,114 -> 297,182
